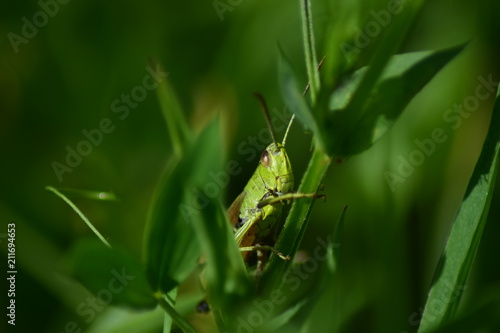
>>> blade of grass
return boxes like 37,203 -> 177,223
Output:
52,188 -> 119,201
144,117 -> 222,294
45,186 -> 111,248
418,85 -> 500,332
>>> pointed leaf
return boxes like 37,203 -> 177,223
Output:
419,85 -> 500,332
153,61 -> 192,157
190,198 -> 251,314
326,44 -> 465,157
144,117 -> 222,294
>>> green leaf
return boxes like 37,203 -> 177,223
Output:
68,239 -> 156,309
152,60 -> 192,157
189,198 -> 251,327
144,116 -> 223,294
418,85 -> 500,332
332,0 -> 424,129
430,298 -> 500,333
143,157 -> 200,294
326,44 -> 465,157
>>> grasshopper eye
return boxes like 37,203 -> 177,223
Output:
260,150 -> 271,167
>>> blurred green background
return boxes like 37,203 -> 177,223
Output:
1,0 -> 499,332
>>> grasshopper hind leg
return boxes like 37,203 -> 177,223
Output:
255,246 -> 268,283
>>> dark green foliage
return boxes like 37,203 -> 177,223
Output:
68,239 -> 156,309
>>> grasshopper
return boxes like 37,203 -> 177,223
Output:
232,56 -> 327,268
197,58 -> 326,313
196,94 -> 324,314
228,93 -> 324,272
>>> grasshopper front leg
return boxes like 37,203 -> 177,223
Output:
257,192 -> 326,208
239,245 -> 291,260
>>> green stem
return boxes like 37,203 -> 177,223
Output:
157,294 -> 197,333
300,0 -> 319,103
45,186 -> 111,248
261,146 -> 332,293
161,289 -> 176,333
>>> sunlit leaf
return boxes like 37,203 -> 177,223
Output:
326,44 -> 465,157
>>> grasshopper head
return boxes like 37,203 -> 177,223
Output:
260,142 -> 294,194
253,92 -> 294,193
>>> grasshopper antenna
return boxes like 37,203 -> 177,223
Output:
282,55 -> 326,147
282,115 -> 294,147
254,93 -> 278,146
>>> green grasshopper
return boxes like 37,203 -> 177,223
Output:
228,93 -> 324,271
197,94 -> 324,314
197,58 -> 326,313
230,56 -> 326,266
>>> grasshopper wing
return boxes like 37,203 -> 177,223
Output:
227,191 -> 246,228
